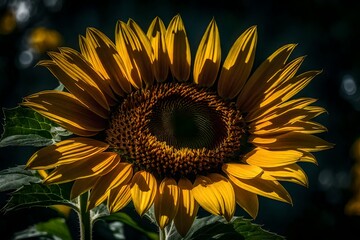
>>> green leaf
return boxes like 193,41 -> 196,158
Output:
13,218 -> 72,240
166,215 -> 285,240
2,182 -> 76,213
0,106 -> 72,147
0,165 -> 40,192
102,212 -> 159,240
232,217 -> 285,240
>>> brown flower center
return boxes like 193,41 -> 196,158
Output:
106,83 -> 245,180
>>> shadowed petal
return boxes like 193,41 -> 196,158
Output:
243,148 -> 303,167
108,184 -> 132,213
22,91 -> 107,136
154,177 -> 180,229
147,17 -> 169,82
165,14 -> 191,81
88,163 -> 133,209
218,26 -> 257,99
192,173 -> 235,221
249,132 -> 334,152
44,152 -> 119,184
193,18 -> 221,87
70,176 -> 99,199
174,178 -> 199,237
263,164 -> 308,186
27,137 -> 108,169
230,181 -> 259,219
127,19 -> 154,87
80,28 -> 132,96
130,171 -> 157,216
222,163 -> 263,179
237,44 -> 297,112
227,174 -> 292,204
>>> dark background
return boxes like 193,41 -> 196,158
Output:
0,0 -> 359,239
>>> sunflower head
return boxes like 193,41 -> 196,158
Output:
23,14 -> 333,236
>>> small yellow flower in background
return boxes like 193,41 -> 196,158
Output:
22,14 -> 333,236
0,10 -> 16,35
28,27 -> 63,54
345,138 -> 360,215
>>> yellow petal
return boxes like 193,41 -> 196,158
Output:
44,152 -> 119,184
108,184 -> 132,213
243,148 -> 303,167
249,132 -> 334,152
227,174 -> 292,204
248,70 -> 320,121
147,17 -> 169,82
81,28 -> 132,96
127,19 -> 154,87
222,163 -> 263,179
165,14 -> 191,81
44,48 -> 111,117
230,181 -> 259,219
27,137 -> 109,169
249,98 -> 318,124
299,151 -> 318,165
130,171 -> 157,216
174,178 -> 199,237
22,91 -> 107,136
263,164 -> 308,186
192,173 -> 235,221
154,177 -> 180,229
236,44 -> 297,112
193,18 -> 221,87
70,176 -> 99,199
217,26 -> 257,99
88,163 -> 133,209
115,21 -> 143,89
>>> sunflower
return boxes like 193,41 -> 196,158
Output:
22,14 -> 333,236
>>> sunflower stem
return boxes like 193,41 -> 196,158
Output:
159,227 -> 166,240
78,192 -> 92,240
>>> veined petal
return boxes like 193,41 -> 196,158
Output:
88,163 -> 133,209
248,98 -> 321,126
263,164 -> 308,186
40,52 -> 110,118
44,152 -> 119,184
147,17 -> 169,82
22,91 -> 107,136
174,178 -> 199,237
192,173 -> 235,221
248,70 -> 320,121
70,176 -> 99,199
227,174 -> 292,204
218,26 -> 257,99
249,132 -> 334,152
127,19 -> 154,87
115,21 -> 143,89
243,148 -> 303,168
230,181 -> 259,219
27,137 -> 109,169
108,184 -> 132,213
130,171 -> 157,216
165,14 -> 191,82
222,163 -> 263,179
154,178 -> 180,229
237,44 -> 297,112
193,18 -> 221,87
299,151 -> 318,165
80,28 -> 132,96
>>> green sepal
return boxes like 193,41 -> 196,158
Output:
0,106 -> 72,147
